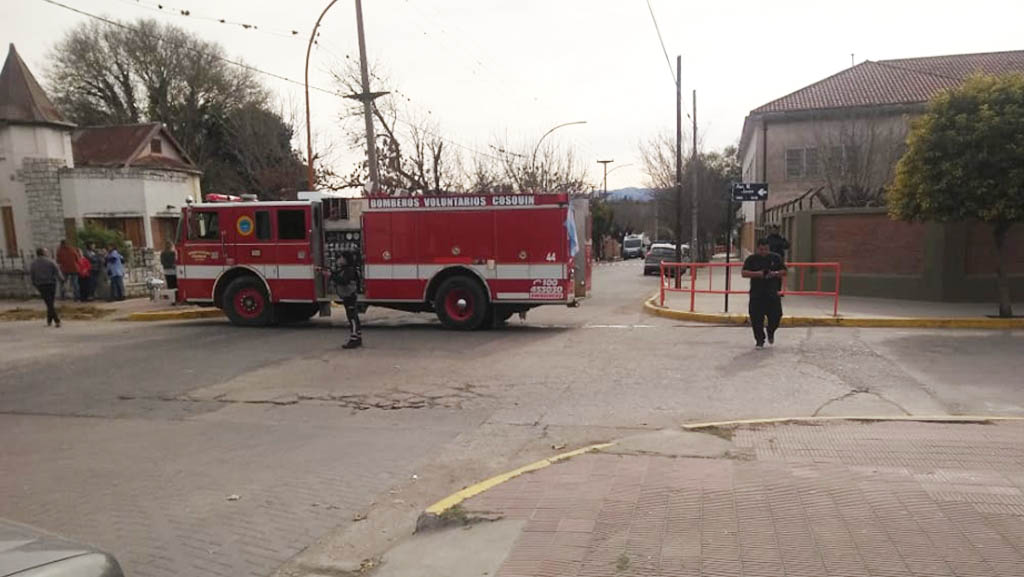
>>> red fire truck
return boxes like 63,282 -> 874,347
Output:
175,193 -> 591,330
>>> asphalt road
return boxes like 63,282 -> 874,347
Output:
2,260 -> 1022,577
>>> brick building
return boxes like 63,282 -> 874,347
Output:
737,49 -> 1024,302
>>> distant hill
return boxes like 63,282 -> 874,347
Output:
605,187 -> 652,201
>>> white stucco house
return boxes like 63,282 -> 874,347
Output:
64,122 -> 202,249
0,43 -> 200,255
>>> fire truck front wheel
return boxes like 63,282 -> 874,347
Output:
435,276 -> 489,330
223,276 -> 274,327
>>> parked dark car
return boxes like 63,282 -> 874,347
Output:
0,518 -> 124,577
643,243 -> 689,276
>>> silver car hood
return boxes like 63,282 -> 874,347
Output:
0,519 -> 120,576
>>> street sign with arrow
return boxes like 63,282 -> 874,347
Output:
730,182 -> 769,202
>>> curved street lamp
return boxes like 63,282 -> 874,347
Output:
305,0 -> 381,194
531,120 -> 587,167
304,0 -> 340,191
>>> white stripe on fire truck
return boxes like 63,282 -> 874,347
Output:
179,264 -> 314,280
277,265 -> 316,279
496,292 -> 531,300
363,263 -> 566,280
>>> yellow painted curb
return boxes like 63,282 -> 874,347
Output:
644,296 -> 1024,330
125,308 -> 224,322
423,442 -> 615,516
682,415 -> 1024,430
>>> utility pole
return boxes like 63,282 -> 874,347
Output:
354,0 -> 381,195
674,55 -> 683,288
304,0 -> 385,194
597,160 -> 614,195
690,89 -> 698,261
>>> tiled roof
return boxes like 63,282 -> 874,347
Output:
72,123 -> 199,172
0,43 -> 73,127
753,50 -> 1024,114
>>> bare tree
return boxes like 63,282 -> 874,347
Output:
487,139 -> 591,194
640,134 -> 739,258
331,60 -> 462,195
811,113 -> 908,208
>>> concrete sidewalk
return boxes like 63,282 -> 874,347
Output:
0,296 -> 213,321
390,420 -> 1024,577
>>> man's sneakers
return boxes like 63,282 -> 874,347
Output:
755,341 -> 765,349
342,337 -> 362,350
767,334 -> 774,345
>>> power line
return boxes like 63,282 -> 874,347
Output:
41,0 -> 330,95
39,0 -> 502,162
645,0 -> 676,85
109,0 -> 302,38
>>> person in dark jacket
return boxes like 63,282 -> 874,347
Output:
81,243 -> 103,301
30,248 -> 64,327
765,226 -> 790,262
330,252 -> 362,349
765,226 -> 790,295
160,241 -> 177,291
741,239 -> 787,348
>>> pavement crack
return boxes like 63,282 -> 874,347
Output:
812,389 -> 864,416
812,388 -> 912,417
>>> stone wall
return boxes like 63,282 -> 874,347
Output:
62,165 -> 192,183
18,158 -> 67,251
0,248 -> 160,299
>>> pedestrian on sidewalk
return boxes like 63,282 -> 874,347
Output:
160,241 -> 177,292
766,225 -> 790,296
30,247 -> 63,327
766,225 -> 789,262
741,239 -> 787,348
329,251 -> 362,349
106,244 -> 125,301
56,239 -> 81,301
82,243 -> 103,301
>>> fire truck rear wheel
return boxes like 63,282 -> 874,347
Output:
435,276 -> 488,330
223,276 -> 273,327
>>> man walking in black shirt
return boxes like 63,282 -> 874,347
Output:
742,239 -> 788,348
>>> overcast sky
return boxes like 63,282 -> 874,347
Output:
6,0 -> 1024,190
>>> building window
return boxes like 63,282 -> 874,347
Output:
786,147 -> 824,179
277,209 -> 306,240
150,139 -> 162,154
804,147 -> 820,177
1,206 -> 17,254
786,149 -> 804,179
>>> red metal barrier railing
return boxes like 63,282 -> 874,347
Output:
659,261 -> 842,316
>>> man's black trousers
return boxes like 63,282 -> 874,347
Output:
749,295 -> 782,344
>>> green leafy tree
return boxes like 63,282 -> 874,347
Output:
888,74 -> 1024,318
76,224 -> 130,260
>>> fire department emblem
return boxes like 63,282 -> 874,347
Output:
236,215 -> 254,236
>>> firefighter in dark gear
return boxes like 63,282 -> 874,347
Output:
331,252 -> 362,349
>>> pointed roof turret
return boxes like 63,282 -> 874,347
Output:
0,43 -> 74,127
